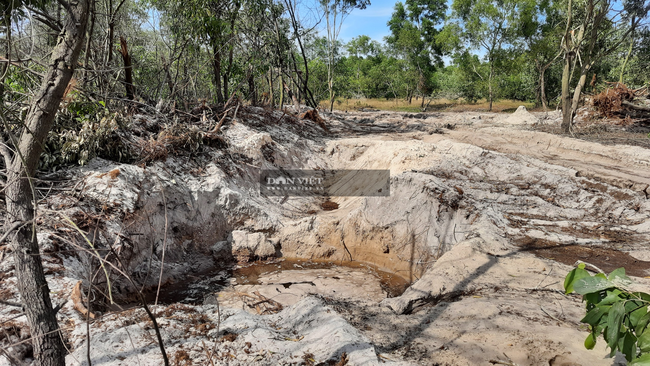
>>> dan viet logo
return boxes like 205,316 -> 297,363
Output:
260,170 -> 390,197
265,175 -> 325,191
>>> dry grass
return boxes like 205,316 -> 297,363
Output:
322,98 -> 535,113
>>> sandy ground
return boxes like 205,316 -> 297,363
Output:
1,106 -> 649,365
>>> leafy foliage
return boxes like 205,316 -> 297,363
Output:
41,98 -> 131,169
565,264 -> 650,364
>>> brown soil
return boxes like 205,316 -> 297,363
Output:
516,237 -> 650,277
536,122 -> 650,149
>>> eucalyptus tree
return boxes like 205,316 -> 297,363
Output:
346,34 -> 380,97
526,0 -> 564,109
152,0 -> 242,103
320,0 -> 369,111
450,0 -> 538,111
386,0 -> 446,108
1,1 -> 90,365
559,0 -> 649,132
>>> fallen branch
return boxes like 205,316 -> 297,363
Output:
622,100 -> 650,112
210,103 -> 240,134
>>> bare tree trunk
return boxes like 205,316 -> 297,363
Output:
83,0 -> 96,73
488,62 -> 494,111
161,55 -> 174,98
619,21 -> 635,83
560,0 -> 574,133
561,55 -> 573,131
279,69 -> 285,108
119,36 -> 134,100
5,2 -> 89,366
268,68 -> 274,109
248,72 -> 256,106
283,0 -> 318,108
0,17 -> 10,105
106,0 -> 114,65
212,46 -> 224,103
540,67 -> 548,110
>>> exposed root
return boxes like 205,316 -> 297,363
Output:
71,281 -> 96,319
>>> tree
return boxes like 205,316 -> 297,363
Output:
152,0 -> 242,103
386,0 -> 446,109
560,0 -> 649,132
346,35 -> 380,97
2,1 -> 90,365
450,0 -> 538,111
320,0 -> 369,111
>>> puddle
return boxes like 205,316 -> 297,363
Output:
109,258 -> 410,311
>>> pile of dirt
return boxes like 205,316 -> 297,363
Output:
499,105 -> 539,125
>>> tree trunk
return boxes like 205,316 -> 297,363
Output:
161,55 -> 174,98
561,54 -> 573,132
248,73 -> 256,106
268,68 -> 274,109
488,62 -> 494,111
0,17 -> 10,105
570,67 -> 590,117
83,0 -> 96,76
619,26 -> 635,83
279,70 -> 285,109
119,36 -> 134,100
5,2 -> 89,366
540,66 -> 548,110
212,46 -> 224,103
107,22 -> 114,65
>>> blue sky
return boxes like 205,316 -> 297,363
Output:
302,0 -> 402,43
340,0 -> 399,42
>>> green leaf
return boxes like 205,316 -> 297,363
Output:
629,305 -> 648,330
607,302 -> 625,351
609,268 -> 634,288
638,329 -> 650,353
564,267 -> 591,294
584,333 -> 596,350
619,332 -> 637,362
636,312 -> 650,335
631,353 -> 650,365
599,289 -> 624,305
574,276 -> 615,295
581,306 -> 609,326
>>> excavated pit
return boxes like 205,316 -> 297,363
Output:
108,258 -> 410,313
3,107 -> 650,366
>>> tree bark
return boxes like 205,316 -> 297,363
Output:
488,61 -> 494,111
212,45 -> 224,103
561,54 -> 573,131
83,0 -> 96,73
560,0 -> 574,133
5,1 -> 89,366
119,36 -> 134,100
248,72 -> 256,106
540,67 -> 548,110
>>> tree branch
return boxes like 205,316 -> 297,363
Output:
0,220 -> 34,246
56,0 -> 78,24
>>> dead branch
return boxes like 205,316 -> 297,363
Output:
622,101 -> 650,112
